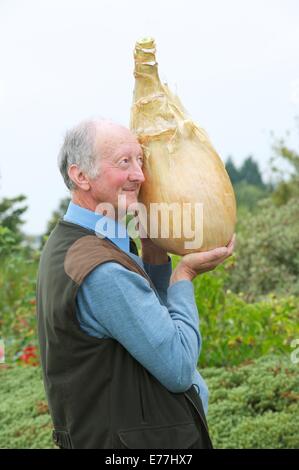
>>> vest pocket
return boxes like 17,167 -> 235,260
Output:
117,421 -> 200,449
52,429 -> 73,449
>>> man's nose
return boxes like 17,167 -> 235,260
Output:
129,161 -> 145,183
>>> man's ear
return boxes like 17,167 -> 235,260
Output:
68,164 -> 91,191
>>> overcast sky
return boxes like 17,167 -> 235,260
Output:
0,0 -> 299,235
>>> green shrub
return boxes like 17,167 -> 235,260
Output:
1,355 -> 298,448
171,251 -> 299,368
203,354 -> 299,448
0,365 -> 54,449
187,261 -> 299,367
0,226 -> 20,259
234,181 -> 270,212
0,250 -> 40,364
228,197 -> 299,300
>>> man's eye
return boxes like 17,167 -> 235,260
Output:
138,157 -> 144,166
120,158 -> 129,165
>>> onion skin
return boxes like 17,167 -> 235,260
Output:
130,38 -> 237,255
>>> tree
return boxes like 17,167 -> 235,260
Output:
234,181 -> 268,212
239,156 -> 265,188
225,157 -> 241,184
270,123 -> 299,206
226,155 -> 266,189
0,195 -> 30,259
225,156 -> 270,211
41,197 -> 70,247
0,195 -> 27,234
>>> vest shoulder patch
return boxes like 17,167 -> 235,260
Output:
64,235 -> 148,285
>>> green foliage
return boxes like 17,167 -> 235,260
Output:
192,263 -> 299,367
225,157 -> 241,185
271,180 -> 298,207
203,354 -> 299,448
0,226 -> 20,259
239,156 -> 265,188
0,365 -> 54,449
225,156 -> 270,211
0,195 -> 27,234
270,123 -> 299,206
234,181 -> 270,212
225,155 -> 266,189
0,248 -> 40,364
1,355 -> 298,448
228,197 -> 299,300
41,196 -> 70,248
170,254 -> 299,368
0,195 -> 36,262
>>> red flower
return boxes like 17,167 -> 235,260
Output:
19,345 -> 39,366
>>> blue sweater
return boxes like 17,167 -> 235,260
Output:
64,201 -> 209,414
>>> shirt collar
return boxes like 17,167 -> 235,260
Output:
63,201 -> 130,253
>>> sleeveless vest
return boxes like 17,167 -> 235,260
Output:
36,219 -> 213,449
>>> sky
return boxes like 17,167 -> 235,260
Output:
0,0 -> 299,235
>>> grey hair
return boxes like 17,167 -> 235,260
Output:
57,119 -> 100,191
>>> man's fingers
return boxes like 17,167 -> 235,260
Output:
198,254 -> 230,271
196,249 -> 223,265
199,246 -> 230,263
226,233 -> 236,250
186,247 -> 233,273
182,236 -> 236,275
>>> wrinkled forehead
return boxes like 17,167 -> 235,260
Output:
95,125 -> 142,159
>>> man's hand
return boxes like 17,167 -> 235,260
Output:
170,234 -> 236,285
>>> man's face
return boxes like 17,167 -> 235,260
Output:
89,125 -> 145,214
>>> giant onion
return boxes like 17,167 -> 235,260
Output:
130,37 -> 236,254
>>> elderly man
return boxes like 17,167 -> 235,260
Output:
37,118 -> 235,449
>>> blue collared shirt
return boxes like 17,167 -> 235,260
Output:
63,201 -> 209,414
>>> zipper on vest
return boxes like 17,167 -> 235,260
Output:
184,392 -> 212,445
